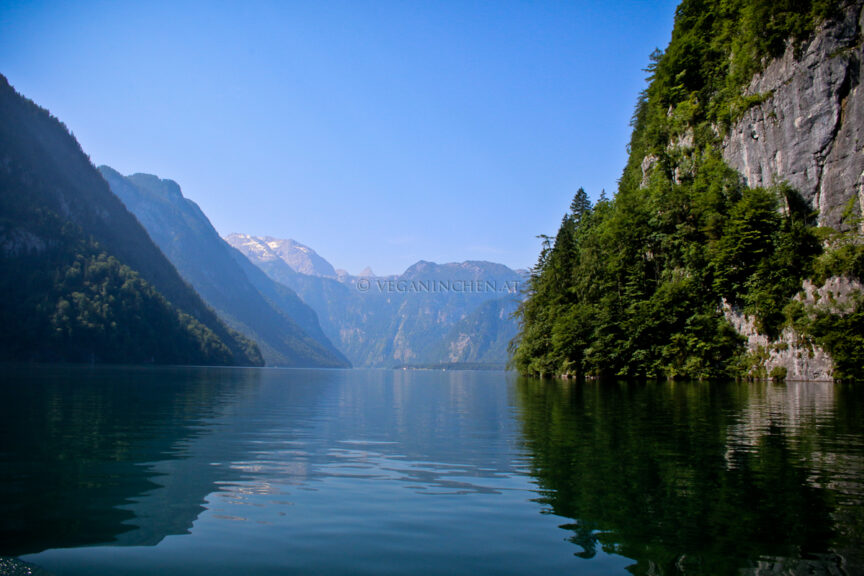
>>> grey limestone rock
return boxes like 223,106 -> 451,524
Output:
723,1 -> 864,230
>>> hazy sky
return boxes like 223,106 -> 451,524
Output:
1,0 -> 678,275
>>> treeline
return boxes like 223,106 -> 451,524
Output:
0,215 -> 254,365
511,0 -> 863,381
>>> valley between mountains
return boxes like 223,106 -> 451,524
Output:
100,166 -> 525,368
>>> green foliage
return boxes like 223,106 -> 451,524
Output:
0,227 -> 236,364
814,241 -> 864,285
513,182 -> 827,380
812,201 -> 864,283
710,185 -> 821,336
513,180 -> 812,380
0,73 -> 262,366
807,299 -> 864,381
795,206 -> 864,382
512,0 -> 852,381
785,289 -> 864,382
770,365 -> 788,382
641,0 -> 838,136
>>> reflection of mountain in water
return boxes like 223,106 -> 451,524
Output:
309,370 -> 524,493
0,367 -> 523,558
108,369 -> 354,548
175,369 -> 524,501
515,379 -> 864,575
0,365 -> 270,555
8,366 -> 860,575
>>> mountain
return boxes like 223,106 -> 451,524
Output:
433,297 -> 520,365
512,1 -> 864,382
374,260 -> 523,365
357,261 -> 523,368
226,234 -> 524,367
226,234 -> 337,277
0,74 -> 261,366
99,167 -> 349,368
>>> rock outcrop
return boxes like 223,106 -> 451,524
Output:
724,305 -> 833,382
718,3 -> 864,381
723,0 -> 864,231
724,276 -> 863,382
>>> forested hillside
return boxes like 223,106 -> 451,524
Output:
512,0 -> 863,381
0,75 -> 262,365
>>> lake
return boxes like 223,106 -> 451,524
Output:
0,365 -> 862,575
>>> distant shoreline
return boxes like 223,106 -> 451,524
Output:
392,362 -> 508,371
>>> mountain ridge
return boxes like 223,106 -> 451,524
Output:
99,167 -> 350,368
0,74 -> 262,365
225,234 -> 338,278
226,233 -> 524,367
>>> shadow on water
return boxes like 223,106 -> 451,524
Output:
514,377 -> 864,575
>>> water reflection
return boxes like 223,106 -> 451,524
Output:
515,378 -> 864,574
2,366 -> 863,575
0,364 -> 266,555
2,366 -> 542,575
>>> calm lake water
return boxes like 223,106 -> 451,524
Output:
0,365 -> 862,575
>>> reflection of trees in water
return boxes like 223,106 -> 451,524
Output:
515,378 -> 864,575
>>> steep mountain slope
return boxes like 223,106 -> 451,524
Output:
722,1 -> 864,230
434,297 -> 520,365
513,1 -> 863,381
374,261 -> 523,365
99,167 -> 349,368
0,74 -> 261,366
225,243 -> 335,345
227,234 -> 524,367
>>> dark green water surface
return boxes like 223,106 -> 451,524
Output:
0,365 -> 862,575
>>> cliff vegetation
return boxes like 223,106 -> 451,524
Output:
512,0 -> 863,381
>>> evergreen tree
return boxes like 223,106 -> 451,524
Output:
512,0 -> 859,381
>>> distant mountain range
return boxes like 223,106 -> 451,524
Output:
0,74 -> 261,366
0,73 -> 522,369
226,234 -> 524,367
99,168 -> 349,368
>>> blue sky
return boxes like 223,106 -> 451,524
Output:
0,0 -> 678,275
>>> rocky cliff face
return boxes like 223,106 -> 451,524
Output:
724,276 -> 863,382
716,3 -> 864,381
723,0 -> 864,230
